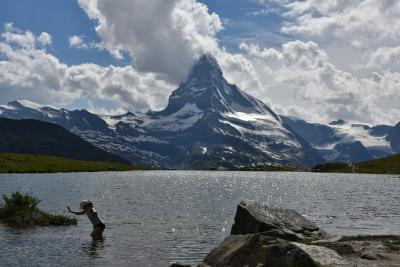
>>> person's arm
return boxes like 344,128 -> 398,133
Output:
67,206 -> 85,215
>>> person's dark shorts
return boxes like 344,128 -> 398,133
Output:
94,223 -> 105,230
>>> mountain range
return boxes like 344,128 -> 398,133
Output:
283,117 -> 399,163
0,54 -> 398,169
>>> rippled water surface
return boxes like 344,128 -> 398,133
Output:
0,171 -> 399,266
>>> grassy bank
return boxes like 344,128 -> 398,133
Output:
0,191 -> 76,226
239,165 -> 299,172
312,154 -> 400,174
0,152 -> 147,173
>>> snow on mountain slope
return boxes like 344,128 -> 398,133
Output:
327,123 -> 391,150
12,100 -> 45,110
144,103 -> 203,132
282,116 -> 395,163
102,103 -> 203,132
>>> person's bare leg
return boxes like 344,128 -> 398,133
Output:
91,227 -> 104,239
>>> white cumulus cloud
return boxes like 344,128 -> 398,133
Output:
280,0 -> 400,47
37,32 -> 52,46
68,35 -> 86,48
239,40 -> 400,124
77,0 -> 223,83
364,46 -> 400,70
0,26 -> 174,112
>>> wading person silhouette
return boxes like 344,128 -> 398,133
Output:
68,200 -> 105,239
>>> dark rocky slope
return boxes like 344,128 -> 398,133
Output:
0,118 -> 130,164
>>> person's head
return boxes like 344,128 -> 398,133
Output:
79,200 -> 93,210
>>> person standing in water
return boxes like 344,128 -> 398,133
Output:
68,200 -> 105,239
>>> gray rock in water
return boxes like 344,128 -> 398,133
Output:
199,232 -> 349,267
231,200 -> 329,241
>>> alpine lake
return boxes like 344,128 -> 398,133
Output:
0,171 -> 399,266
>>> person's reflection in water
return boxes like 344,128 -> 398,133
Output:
83,237 -> 105,258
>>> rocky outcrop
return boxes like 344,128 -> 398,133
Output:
198,233 -> 348,267
313,235 -> 400,266
231,200 -> 329,241
189,200 -> 400,267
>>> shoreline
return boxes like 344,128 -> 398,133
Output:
0,152 -> 148,173
1,169 -> 398,175
1,152 -> 398,175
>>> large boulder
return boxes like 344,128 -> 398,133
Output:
199,233 -> 349,267
231,200 -> 329,241
194,200 -> 400,267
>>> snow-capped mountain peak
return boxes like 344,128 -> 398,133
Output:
162,54 -> 280,123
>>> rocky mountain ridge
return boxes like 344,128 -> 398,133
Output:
282,116 -> 399,163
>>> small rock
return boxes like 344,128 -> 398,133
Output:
360,251 -> 382,260
337,244 -> 356,255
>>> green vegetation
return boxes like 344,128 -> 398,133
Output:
339,235 -> 400,242
312,154 -> 400,174
322,243 -> 355,256
385,240 -> 400,251
239,165 -> 300,172
2,191 -> 41,210
318,235 -> 400,254
311,163 -> 353,173
0,152 -> 148,173
0,191 -> 77,226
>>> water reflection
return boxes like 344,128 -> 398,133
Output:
82,238 -> 105,258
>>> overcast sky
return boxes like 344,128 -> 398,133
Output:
0,0 -> 399,125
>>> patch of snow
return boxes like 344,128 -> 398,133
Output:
123,135 -> 169,144
14,100 -> 44,110
331,123 -> 391,149
201,146 -> 208,154
225,146 -> 235,151
322,148 -> 341,161
219,118 -> 301,148
262,150 -> 283,160
143,103 -> 203,132
0,104 -> 16,110
100,115 -> 120,128
223,146 -> 236,154
224,111 -> 279,124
